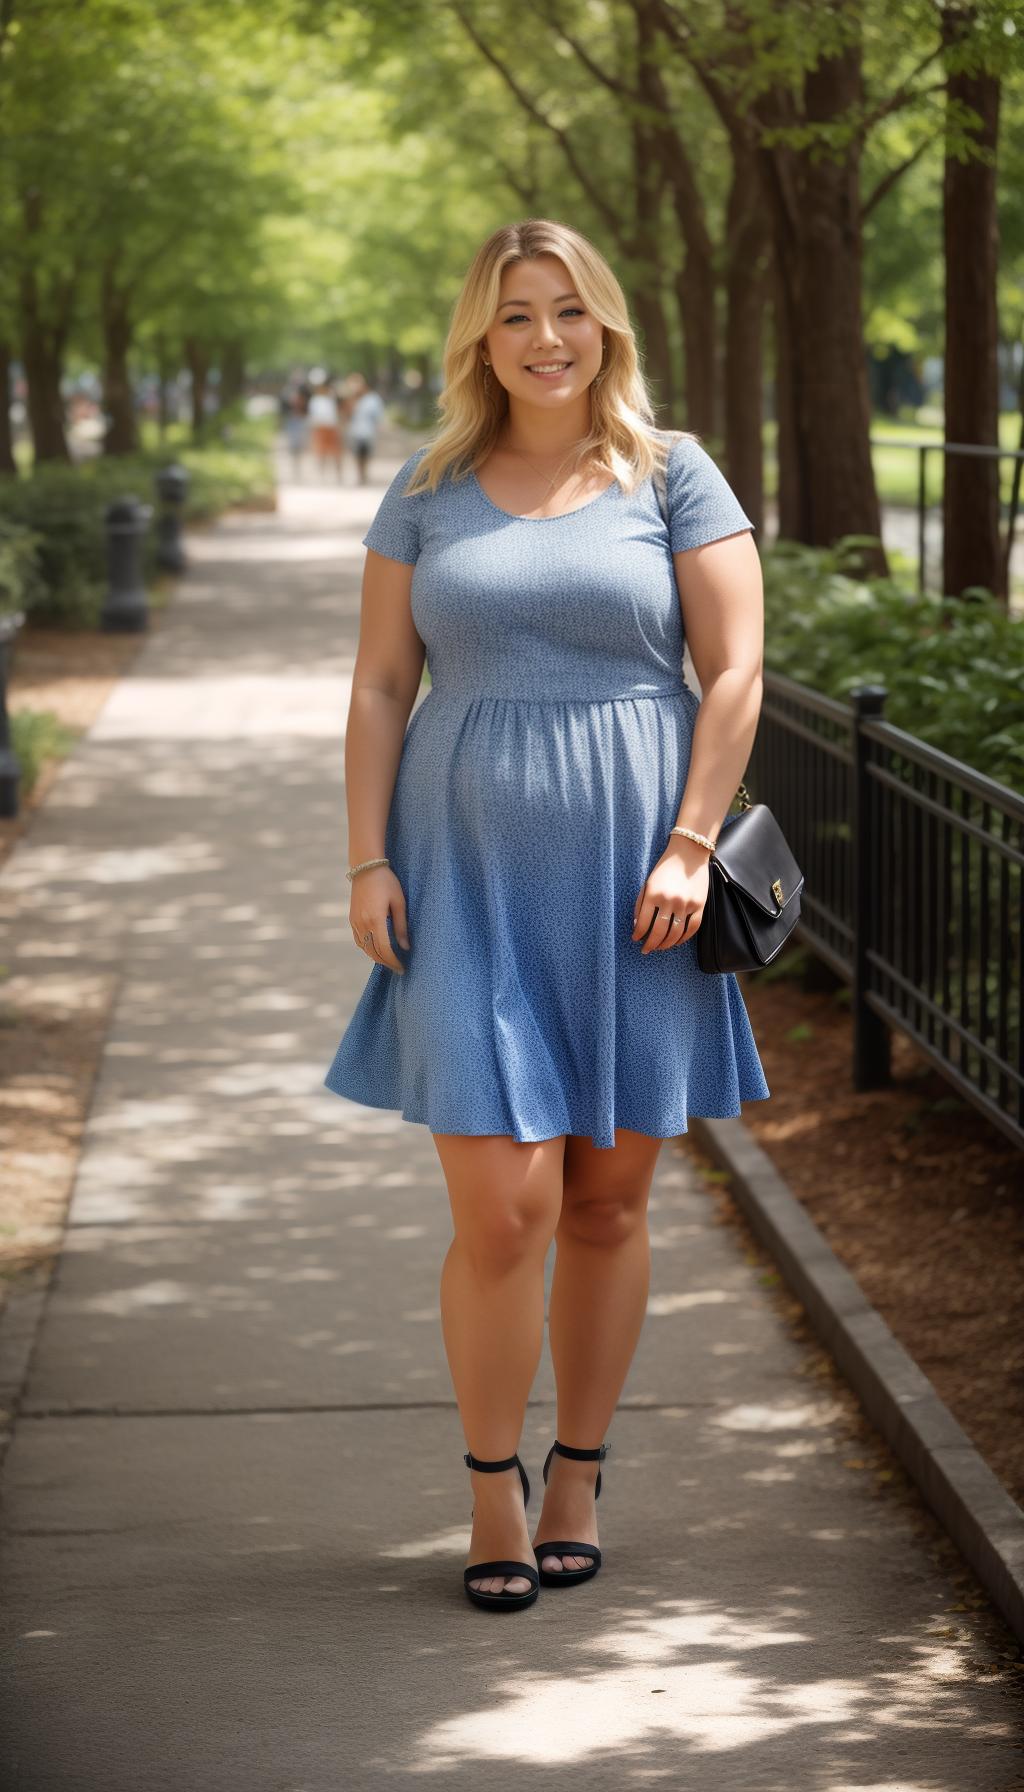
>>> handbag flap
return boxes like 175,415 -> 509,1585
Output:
712,804 -> 804,918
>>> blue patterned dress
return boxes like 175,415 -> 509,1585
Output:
323,435 -> 771,1147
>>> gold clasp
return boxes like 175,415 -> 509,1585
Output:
771,877 -> 784,907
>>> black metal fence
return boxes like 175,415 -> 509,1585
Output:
875,437 -> 1024,598
749,670 -> 1024,1150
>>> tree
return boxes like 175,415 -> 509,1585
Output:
941,1 -> 1005,599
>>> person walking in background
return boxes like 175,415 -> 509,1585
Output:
281,383 -> 308,479
308,378 -> 342,480
345,373 -> 386,484
323,217 -> 769,1612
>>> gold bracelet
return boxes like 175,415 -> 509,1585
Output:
346,855 -> 389,882
668,825 -> 716,854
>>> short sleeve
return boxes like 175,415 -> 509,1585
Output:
666,437 -> 754,553
361,447 -> 430,565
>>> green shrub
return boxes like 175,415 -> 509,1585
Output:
0,468 -> 113,624
0,419 -> 275,624
761,537 -> 1024,791
9,709 -> 75,796
0,517 -> 44,617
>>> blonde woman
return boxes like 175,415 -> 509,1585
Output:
324,218 -> 770,1612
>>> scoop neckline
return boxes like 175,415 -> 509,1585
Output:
470,467 -> 621,522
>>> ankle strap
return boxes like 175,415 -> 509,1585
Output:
463,1451 -> 521,1473
464,1449 -> 530,1507
552,1440 -> 609,1462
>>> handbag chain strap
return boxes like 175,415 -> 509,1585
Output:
653,428 -> 753,816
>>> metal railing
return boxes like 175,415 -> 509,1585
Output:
874,436 -> 1024,597
749,670 -> 1023,1150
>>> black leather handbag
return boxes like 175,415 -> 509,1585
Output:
692,785 -> 804,973
652,433 -> 805,974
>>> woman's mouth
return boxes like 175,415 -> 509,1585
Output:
525,361 -> 573,381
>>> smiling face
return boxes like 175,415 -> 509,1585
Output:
482,253 -> 605,407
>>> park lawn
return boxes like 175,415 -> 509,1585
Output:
719,412 -> 1022,511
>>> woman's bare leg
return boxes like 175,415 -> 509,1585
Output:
532,1127 -> 662,1573
433,1130 -> 565,1595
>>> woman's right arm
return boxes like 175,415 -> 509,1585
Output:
345,547 -> 426,974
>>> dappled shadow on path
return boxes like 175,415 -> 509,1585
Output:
1,486 -> 1019,1791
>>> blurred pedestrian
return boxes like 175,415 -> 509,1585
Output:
281,383 -> 308,478
308,379 -> 342,480
345,373 -> 386,484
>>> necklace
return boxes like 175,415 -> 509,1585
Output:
498,436 -> 593,502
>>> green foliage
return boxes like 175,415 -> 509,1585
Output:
0,517 -> 43,616
0,470 -> 110,624
0,425 -> 274,623
9,709 -> 75,796
761,538 -> 1024,792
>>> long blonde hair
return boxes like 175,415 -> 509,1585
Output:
404,217 -> 697,500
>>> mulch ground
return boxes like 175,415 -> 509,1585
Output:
682,949 -> 1024,1510
0,623 -> 158,1308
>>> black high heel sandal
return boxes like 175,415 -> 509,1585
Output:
463,1451 -> 540,1612
532,1439 -> 609,1587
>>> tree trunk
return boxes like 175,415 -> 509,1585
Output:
770,257 -> 801,543
633,281 -> 675,421
219,339 -> 246,409
0,342 -> 17,477
722,147 -> 771,530
670,250 -> 717,440
17,192 -> 73,466
942,7 -> 1002,601
155,334 -> 174,442
184,337 -> 209,441
101,262 -> 139,456
20,302 -> 70,464
756,44 -> 886,572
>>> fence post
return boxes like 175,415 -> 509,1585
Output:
917,445 -> 928,597
851,684 -> 892,1090
101,496 -> 152,632
154,463 -> 189,573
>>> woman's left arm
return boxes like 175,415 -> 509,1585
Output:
671,527 -> 764,841
632,528 -> 764,955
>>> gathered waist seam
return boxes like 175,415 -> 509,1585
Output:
425,685 -> 691,704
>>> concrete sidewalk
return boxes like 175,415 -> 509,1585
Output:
1,436 -> 1021,1791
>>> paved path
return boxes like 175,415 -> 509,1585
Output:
1,434 -> 1021,1791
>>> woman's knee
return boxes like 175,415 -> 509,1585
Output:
558,1129 -> 660,1247
559,1187 -> 649,1248
434,1132 -> 564,1275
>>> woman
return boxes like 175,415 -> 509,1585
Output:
308,379 -> 342,480
323,218 -> 770,1613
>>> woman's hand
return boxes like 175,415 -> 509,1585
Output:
349,866 -> 410,973
632,838 -> 711,954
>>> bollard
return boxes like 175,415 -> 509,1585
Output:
154,462 -> 189,573
101,495 -> 152,632
0,611 -> 25,819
